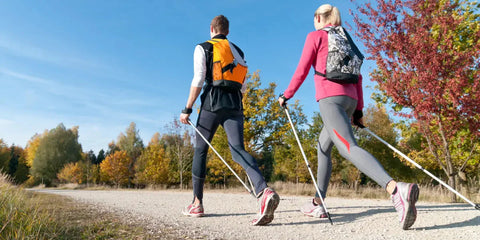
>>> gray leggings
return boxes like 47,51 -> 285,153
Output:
316,96 -> 393,198
192,109 -> 267,203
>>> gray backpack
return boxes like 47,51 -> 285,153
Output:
315,26 -> 364,84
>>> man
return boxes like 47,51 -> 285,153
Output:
179,15 -> 280,226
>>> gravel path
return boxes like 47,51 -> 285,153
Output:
32,189 -> 479,240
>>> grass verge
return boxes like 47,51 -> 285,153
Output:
0,174 -> 167,240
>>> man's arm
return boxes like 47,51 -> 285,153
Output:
180,45 -> 206,124
180,86 -> 202,124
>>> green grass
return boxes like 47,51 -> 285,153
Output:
0,175 -> 57,239
0,174 -> 163,240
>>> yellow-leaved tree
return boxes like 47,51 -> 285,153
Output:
100,150 -> 131,187
57,162 -> 83,184
135,133 -> 171,185
25,130 -> 47,167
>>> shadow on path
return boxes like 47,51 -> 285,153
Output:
280,205 -> 393,226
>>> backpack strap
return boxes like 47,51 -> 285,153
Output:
342,28 -> 364,60
321,26 -> 332,32
314,27 -> 334,77
315,70 -> 326,77
207,39 -> 220,44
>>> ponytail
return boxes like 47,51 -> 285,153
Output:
314,4 -> 341,26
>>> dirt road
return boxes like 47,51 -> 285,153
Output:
33,189 -> 479,239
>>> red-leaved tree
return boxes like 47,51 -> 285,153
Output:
352,0 -> 480,201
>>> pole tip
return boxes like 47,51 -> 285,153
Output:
327,212 -> 333,225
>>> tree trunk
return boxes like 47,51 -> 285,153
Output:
223,172 -> 226,189
180,169 -> 183,190
448,175 -> 457,202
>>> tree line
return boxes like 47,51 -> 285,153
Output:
1,72 -> 479,200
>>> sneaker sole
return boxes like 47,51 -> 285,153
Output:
402,183 -> 419,230
301,209 -> 328,218
303,213 -> 329,218
183,212 -> 205,217
253,193 -> 280,226
182,209 -> 205,217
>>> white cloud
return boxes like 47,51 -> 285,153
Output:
0,118 -> 15,125
0,68 -> 53,85
0,36 -> 108,72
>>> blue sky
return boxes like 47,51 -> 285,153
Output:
0,0 -> 377,153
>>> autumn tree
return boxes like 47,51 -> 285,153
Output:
397,120 -> 480,185
163,118 -> 193,188
117,122 -> 144,160
116,122 -> 144,187
135,133 -> 171,185
0,141 -> 29,184
30,124 -> 83,186
243,71 -> 309,182
24,130 -> 47,167
106,141 -> 119,156
243,71 -> 291,181
272,101 -> 311,184
100,150 -> 131,187
353,0 -> 480,201
243,71 -> 292,153
9,145 -> 29,184
57,162 -> 83,184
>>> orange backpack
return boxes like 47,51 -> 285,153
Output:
207,39 -> 248,89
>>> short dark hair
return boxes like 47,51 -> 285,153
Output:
211,15 -> 229,35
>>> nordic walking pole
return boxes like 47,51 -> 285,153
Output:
247,175 -> 256,195
188,120 -> 256,198
358,124 -> 480,211
284,107 -> 334,224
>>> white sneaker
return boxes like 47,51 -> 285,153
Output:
251,187 -> 280,226
182,203 -> 205,217
300,199 -> 328,218
391,182 -> 419,230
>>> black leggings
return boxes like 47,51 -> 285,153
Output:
192,109 -> 267,202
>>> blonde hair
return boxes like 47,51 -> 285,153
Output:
315,4 -> 341,26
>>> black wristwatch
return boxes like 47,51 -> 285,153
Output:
181,107 -> 192,114
279,93 -> 289,107
279,93 -> 288,101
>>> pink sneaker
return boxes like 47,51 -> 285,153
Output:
391,182 -> 419,230
182,203 -> 205,217
301,199 -> 328,218
252,187 -> 280,226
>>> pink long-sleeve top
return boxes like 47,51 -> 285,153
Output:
283,26 -> 364,111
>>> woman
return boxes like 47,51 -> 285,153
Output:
278,4 -> 419,230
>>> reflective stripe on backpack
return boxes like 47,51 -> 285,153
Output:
207,39 -> 248,89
